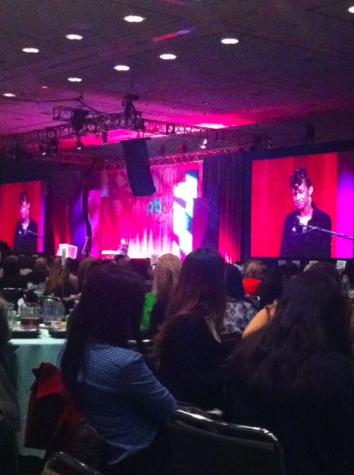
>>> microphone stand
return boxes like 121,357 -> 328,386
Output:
22,229 -> 44,239
297,222 -> 354,241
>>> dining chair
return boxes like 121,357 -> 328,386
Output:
168,407 -> 287,475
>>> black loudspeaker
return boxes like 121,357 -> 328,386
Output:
122,139 -> 156,197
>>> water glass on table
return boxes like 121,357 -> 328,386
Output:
43,299 -> 65,324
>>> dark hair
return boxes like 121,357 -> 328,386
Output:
256,266 -> 283,308
225,264 -> 245,300
19,190 -> 29,204
157,248 -> 226,350
60,264 -> 146,396
3,255 -> 20,277
227,271 -> 352,398
306,261 -> 341,285
289,167 -> 311,190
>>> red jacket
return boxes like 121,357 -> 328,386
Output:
25,362 -> 104,467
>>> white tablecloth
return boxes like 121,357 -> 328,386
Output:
8,329 -> 65,456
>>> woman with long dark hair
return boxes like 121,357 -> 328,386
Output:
60,264 -> 176,475
156,248 -> 228,410
226,271 -> 354,475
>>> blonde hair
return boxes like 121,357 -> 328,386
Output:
152,254 -> 182,300
243,260 -> 267,280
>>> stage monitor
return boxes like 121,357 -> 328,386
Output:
251,152 -> 354,259
0,181 -> 44,254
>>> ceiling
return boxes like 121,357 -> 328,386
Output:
1,0 -> 354,149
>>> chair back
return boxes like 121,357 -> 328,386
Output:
42,451 -> 103,475
168,407 -> 287,475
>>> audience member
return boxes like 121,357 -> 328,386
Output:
221,264 -> 257,337
61,264 -> 176,475
0,256 -> 27,290
157,248 -> 228,410
0,297 -> 20,475
147,253 -> 182,336
226,271 -> 354,475
45,257 -> 78,298
256,265 -> 283,310
18,255 -> 33,277
242,260 -> 267,296
28,257 -> 48,285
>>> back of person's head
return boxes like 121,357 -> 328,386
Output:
305,261 -> 341,285
256,266 -> 283,308
243,260 -> 267,280
228,271 -> 352,391
168,248 -> 226,324
152,253 -> 182,300
34,257 -> 48,273
3,255 -> 19,277
74,264 -> 145,344
225,264 -> 245,300
61,264 -> 146,395
18,255 -> 33,270
279,262 -> 301,286
46,257 -> 68,294
77,257 -> 96,292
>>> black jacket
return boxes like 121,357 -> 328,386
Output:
13,218 -> 38,254
280,205 -> 331,258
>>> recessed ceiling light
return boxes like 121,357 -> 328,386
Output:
66,34 -> 83,40
124,15 -> 145,23
3,93 -> 16,97
221,38 -> 239,45
41,86 -> 48,89
348,6 -> 354,13
160,53 -> 177,60
22,47 -> 39,53
67,77 -> 82,82
114,65 -> 130,71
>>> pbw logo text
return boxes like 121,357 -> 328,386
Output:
147,198 -> 162,216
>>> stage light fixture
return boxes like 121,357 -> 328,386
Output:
199,138 -> 208,149
76,138 -> 84,150
166,123 -> 176,135
101,130 -> 108,144
71,109 -> 88,134
86,118 -> 98,133
47,138 -> 59,156
39,143 -> 47,156
3,93 -> 16,97
68,77 -> 82,82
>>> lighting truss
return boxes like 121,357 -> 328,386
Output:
0,106 -> 212,149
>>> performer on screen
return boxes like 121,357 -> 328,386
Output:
280,168 -> 331,258
13,190 -> 38,254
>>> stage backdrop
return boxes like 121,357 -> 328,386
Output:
251,152 -> 354,258
88,162 -> 202,258
0,181 -> 44,253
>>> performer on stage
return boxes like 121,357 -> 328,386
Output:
13,190 -> 38,254
280,168 -> 331,258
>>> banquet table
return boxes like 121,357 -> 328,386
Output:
7,328 -> 66,456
